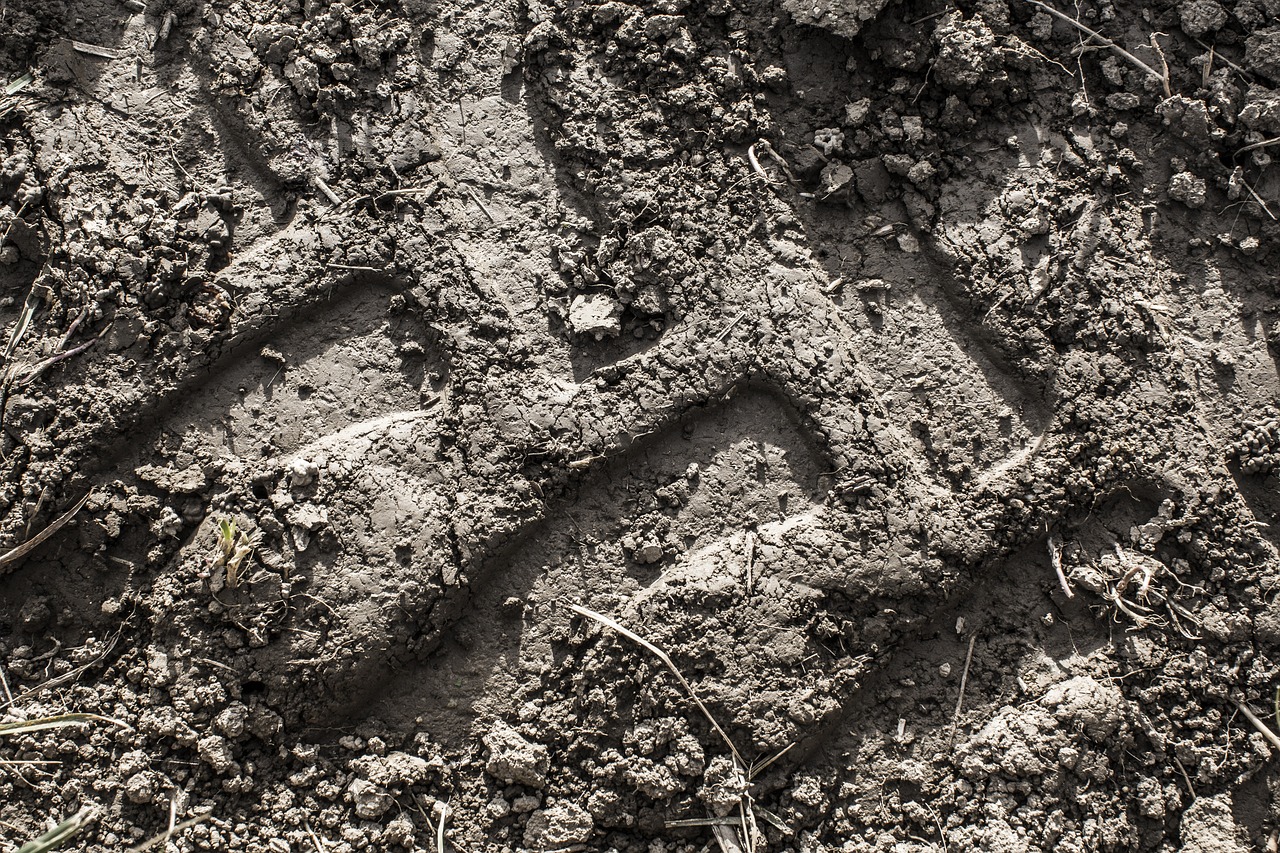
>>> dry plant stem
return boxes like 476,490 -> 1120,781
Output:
3,73 -> 34,97
15,626 -> 123,704
70,39 -> 124,59
158,10 -> 177,42
462,185 -> 497,223
1173,756 -> 1196,799
0,662 -> 13,709
17,805 -> 99,853
18,326 -> 108,387
312,174 -> 343,206
569,603 -> 743,764
304,819 -> 328,852
738,787 -> 759,851
1048,534 -> 1072,598
127,810 -> 213,853
1237,136 -> 1280,157
1148,33 -> 1172,98
0,712 -> 131,737
1232,698 -> 1280,752
1193,36 -> 1252,80
0,490 -> 94,573
0,200 -> 29,248
667,817 -> 741,828
755,140 -> 796,183
949,633 -> 978,744
714,314 -> 745,344
57,300 -> 90,351
746,143 -> 774,186
1243,179 -> 1279,221
711,823 -> 747,853
749,741 -> 793,780
4,282 -> 43,362
1022,0 -> 1166,85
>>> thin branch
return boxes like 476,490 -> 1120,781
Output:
128,810 -> 214,852
949,633 -> 979,745
569,603 -> 743,765
1048,534 -> 1073,599
1237,136 -> 1280,158
1022,0 -> 1166,85
0,490 -> 94,573
1233,698 -> 1280,752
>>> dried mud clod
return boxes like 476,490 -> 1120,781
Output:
5,0 -> 1280,850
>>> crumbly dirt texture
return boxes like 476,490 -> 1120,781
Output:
5,0 -> 1280,850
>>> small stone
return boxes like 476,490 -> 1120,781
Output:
125,771 -> 156,804
18,596 -> 52,632
289,457 -> 319,488
523,802 -> 594,850
568,293 -> 622,339
347,778 -> 394,820
197,734 -> 236,774
214,702 -> 249,739
483,721 -> 550,788
512,794 -> 541,813
1179,0 -> 1228,37
349,751 -> 431,787
118,749 -> 149,777
1168,171 -> 1207,208
1180,794 -> 1250,853
488,795 -> 513,818
1246,26 -> 1280,83
383,813 -> 416,847
635,541 -> 664,564
843,98 -> 872,127
819,162 -> 854,197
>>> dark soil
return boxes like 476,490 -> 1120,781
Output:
4,0 -> 1280,850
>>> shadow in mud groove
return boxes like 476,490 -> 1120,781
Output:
362,386 -> 831,743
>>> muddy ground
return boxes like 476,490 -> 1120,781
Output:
4,0 -> 1280,850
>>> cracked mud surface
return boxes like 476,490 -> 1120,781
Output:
6,0 -> 1280,850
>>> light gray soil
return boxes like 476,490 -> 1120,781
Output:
4,0 -> 1280,851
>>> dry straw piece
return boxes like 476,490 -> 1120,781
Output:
1022,0 -> 1170,94
570,602 -> 792,852
0,491 -> 93,574
0,712 -> 129,737
15,806 -> 99,853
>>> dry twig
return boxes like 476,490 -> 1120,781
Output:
16,805 -> 99,853
1233,698 -> 1280,753
1022,0 -> 1167,88
1048,534 -> 1072,599
949,632 -> 978,745
1237,136 -> 1280,158
0,713 -> 130,742
0,491 -> 94,573
128,810 -> 213,853
570,603 -> 761,851
569,603 -> 742,764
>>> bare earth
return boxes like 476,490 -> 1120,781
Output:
4,0 -> 1280,850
